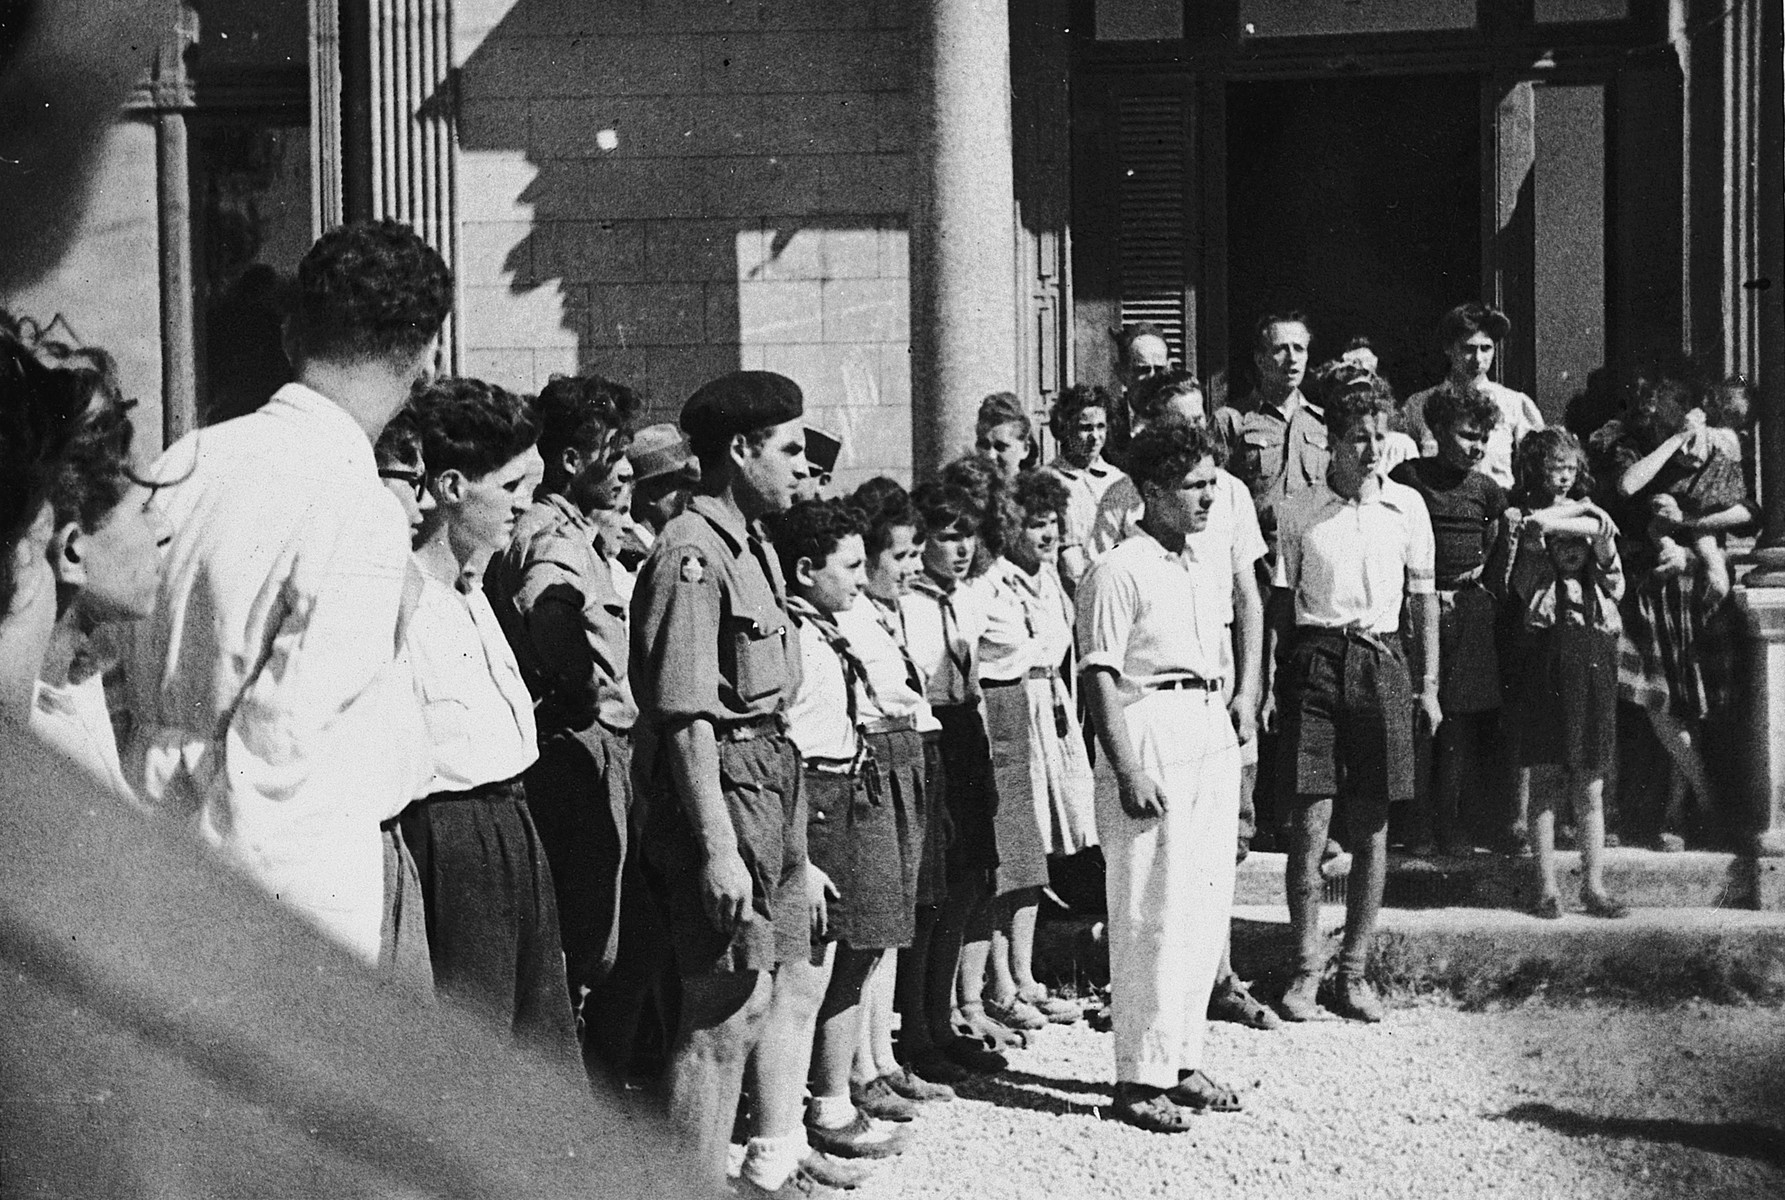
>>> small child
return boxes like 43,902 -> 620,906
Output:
1617,381 -> 1748,610
1490,430 -> 1628,919
764,498 -> 911,1163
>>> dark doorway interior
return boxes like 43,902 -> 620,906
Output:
1226,75 -> 1481,401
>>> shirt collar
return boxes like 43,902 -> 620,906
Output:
686,493 -> 750,555
263,382 -> 378,475
1313,477 -> 1410,514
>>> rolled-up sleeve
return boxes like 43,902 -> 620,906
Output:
631,545 -> 723,723
1403,493 -> 1437,595
1076,561 -> 1138,676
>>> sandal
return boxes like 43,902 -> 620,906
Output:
1531,894 -> 1562,920
1208,979 -> 1281,1031
983,996 -> 1048,1031
1168,1069 -> 1242,1113
1109,1083 -> 1195,1134
1015,984 -> 1082,1024
953,1003 -> 1024,1051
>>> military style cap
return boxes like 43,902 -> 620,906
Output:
803,427 -> 842,475
627,422 -> 699,483
681,371 -> 804,443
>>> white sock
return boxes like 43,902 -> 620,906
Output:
807,1094 -> 857,1130
741,1130 -> 809,1191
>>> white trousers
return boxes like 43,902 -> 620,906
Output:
1096,689 -> 1239,1088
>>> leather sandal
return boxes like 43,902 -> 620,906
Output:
1108,1082 -> 1194,1134
983,996 -> 1048,1031
1015,984 -> 1082,1024
1168,1069 -> 1243,1113
1208,978 -> 1282,1031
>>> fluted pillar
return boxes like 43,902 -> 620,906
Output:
910,0 -> 1019,477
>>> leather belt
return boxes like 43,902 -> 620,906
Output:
713,715 -> 785,743
1152,675 -> 1221,693
864,715 -> 918,735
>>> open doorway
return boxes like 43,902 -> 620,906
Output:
1225,74 -> 1481,401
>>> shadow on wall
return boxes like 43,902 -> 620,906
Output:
452,0 -> 916,486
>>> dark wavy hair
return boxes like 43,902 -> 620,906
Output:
1314,362 -> 1396,435
292,220 -> 453,366
1436,302 -> 1511,349
407,377 -> 540,481
851,476 -> 925,558
536,373 -> 641,484
1128,418 -> 1224,492
48,376 -> 139,536
1011,467 -> 1069,528
975,391 -> 1031,443
1047,383 -> 1114,444
910,481 -> 982,541
373,406 -> 424,472
0,313 -> 85,616
1424,384 -> 1502,436
763,497 -> 866,585
940,452 -> 1018,570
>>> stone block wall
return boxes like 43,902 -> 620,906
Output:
454,0 -> 915,488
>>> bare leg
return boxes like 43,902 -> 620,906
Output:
1010,893 -> 1041,995
1336,811 -> 1389,982
1532,771 -> 1560,905
668,971 -> 772,1184
1647,709 -> 1716,843
1573,771 -> 1611,899
811,946 -> 879,1114
985,893 -> 1017,1004
851,950 -> 898,1083
954,894 -> 995,1012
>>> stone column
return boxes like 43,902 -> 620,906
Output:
132,4 -> 199,447
910,0 -> 1019,478
1728,0 -> 1785,878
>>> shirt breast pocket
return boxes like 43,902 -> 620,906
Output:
724,612 -> 787,704
1240,429 -> 1274,483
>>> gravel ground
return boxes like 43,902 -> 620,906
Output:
850,1001 -> 1785,1200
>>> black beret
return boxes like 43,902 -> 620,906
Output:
804,427 -> 842,474
681,371 -> 804,444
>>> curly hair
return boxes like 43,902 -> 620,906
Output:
1011,467 -> 1069,528
48,376 -> 139,536
1126,369 -> 1203,429
407,377 -> 540,481
1435,302 -> 1511,349
851,476 -> 925,557
0,313 -> 85,616
1313,361 -> 1396,435
940,452 -> 1018,568
910,481 -> 982,540
1424,384 -> 1502,436
975,391 -> 1031,442
763,497 -> 866,585
1047,383 -> 1113,444
292,220 -> 453,366
373,407 -> 424,472
536,373 -> 641,479
1127,419 -> 1223,492
1511,427 -> 1593,506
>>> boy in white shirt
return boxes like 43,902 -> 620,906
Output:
1265,365 -> 1442,1024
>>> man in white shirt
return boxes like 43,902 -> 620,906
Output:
1078,420 -> 1259,1133
1264,365 -> 1441,1025
130,221 -> 450,966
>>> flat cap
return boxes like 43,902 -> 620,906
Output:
803,427 -> 842,475
681,371 -> 804,444
628,422 -> 699,483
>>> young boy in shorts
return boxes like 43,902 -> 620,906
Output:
766,499 -> 916,1165
1265,364 -> 1441,1024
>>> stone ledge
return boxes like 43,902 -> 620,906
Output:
1034,906 -> 1785,1006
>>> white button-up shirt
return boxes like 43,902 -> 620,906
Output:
836,595 -> 933,731
1272,478 -> 1436,633
1077,532 -> 1236,707
1047,456 -> 1127,557
407,572 -> 539,795
1088,467 -> 1254,565
129,382 -> 430,964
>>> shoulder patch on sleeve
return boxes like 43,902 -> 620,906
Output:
679,551 -> 707,583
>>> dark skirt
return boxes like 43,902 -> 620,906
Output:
1436,584 -> 1502,714
982,679 -> 1050,895
865,727 -> 927,915
399,777 -> 578,1060
805,766 -> 914,950
933,703 -> 999,878
915,731 -> 951,907
1514,623 -> 1617,772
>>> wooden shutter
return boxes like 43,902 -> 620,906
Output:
1115,91 -> 1195,369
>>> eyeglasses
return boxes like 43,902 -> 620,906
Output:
379,468 -> 426,501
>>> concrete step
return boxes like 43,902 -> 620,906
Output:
1231,848 -> 1785,910
1033,905 -> 1785,1006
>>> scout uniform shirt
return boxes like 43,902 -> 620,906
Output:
630,493 -> 801,731
486,492 -> 636,736
1218,388 -> 1330,553
901,575 -> 987,708
835,593 -> 934,734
